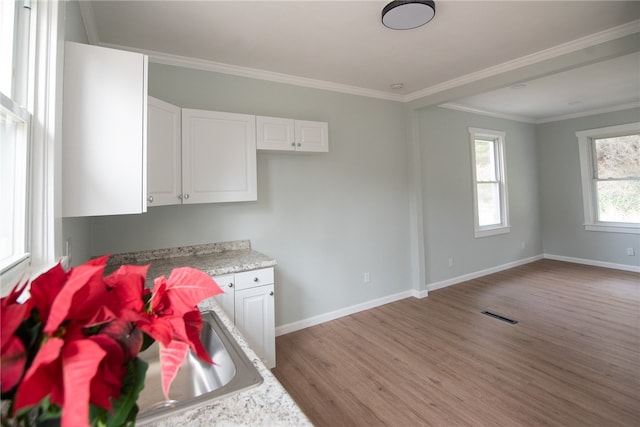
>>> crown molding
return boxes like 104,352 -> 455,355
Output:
79,1 -> 638,106
77,0 -> 99,45
440,101 -> 640,125
537,101 -> 640,124
99,43 -> 405,102
404,19 -> 640,102
438,103 -> 535,123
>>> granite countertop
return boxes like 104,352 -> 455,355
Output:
105,240 -> 278,285
104,241 -> 311,426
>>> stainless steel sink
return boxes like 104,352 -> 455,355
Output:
136,310 -> 263,425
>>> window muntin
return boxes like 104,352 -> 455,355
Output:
577,123 -> 640,234
0,1 -> 33,277
469,128 -> 510,237
593,134 -> 640,223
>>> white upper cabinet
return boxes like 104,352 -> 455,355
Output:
256,116 -> 295,151
295,120 -> 329,152
62,41 -> 148,217
182,109 -> 257,203
147,96 -> 181,206
257,116 -> 328,152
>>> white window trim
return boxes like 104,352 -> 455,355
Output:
469,127 -> 510,238
0,1 -> 62,296
576,122 -> 640,235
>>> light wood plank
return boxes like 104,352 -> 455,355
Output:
272,260 -> 640,426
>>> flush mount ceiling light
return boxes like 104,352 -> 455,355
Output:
382,0 -> 436,30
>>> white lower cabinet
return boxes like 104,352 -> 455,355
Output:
213,268 -> 276,369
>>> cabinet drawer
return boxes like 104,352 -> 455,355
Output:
235,268 -> 274,290
213,274 -> 235,291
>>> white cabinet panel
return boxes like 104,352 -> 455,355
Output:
295,120 -> 329,152
182,109 -> 257,203
256,116 -> 294,151
257,116 -> 329,152
235,284 -> 275,369
235,268 -> 275,290
212,274 -> 235,321
147,96 -> 181,206
62,41 -> 148,217
208,267 -> 275,368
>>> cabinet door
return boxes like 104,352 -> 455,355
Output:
62,41 -> 148,217
295,120 -> 329,152
235,284 -> 275,369
147,96 -> 182,206
256,116 -> 295,151
212,274 -> 235,321
182,109 -> 257,203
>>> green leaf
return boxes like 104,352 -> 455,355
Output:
139,332 -> 155,353
104,358 -> 148,427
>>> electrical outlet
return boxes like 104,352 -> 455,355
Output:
627,248 -> 635,256
448,257 -> 454,268
364,272 -> 371,284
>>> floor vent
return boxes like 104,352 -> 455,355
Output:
481,310 -> 518,324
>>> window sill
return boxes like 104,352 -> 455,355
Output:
585,223 -> 640,235
0,253 -> 30,297
475,226 -> 511,238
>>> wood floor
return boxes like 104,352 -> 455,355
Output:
272,260 -> 640,427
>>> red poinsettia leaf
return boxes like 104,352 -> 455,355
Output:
0,336 -> 27,392
61,339 -> 107,427
159,340 -> 189,400
149,279 -> 170,314
0,300 -> 31,352
136,315 -> 174,347
152,268 -> 221,316
98,319 -> 143,359
104,264 -> 149,313
29,262 -> 69,324
183,310 -> 213,364
2,275 -> 30,305
85,305 -> 118,328
44,260 -> 107,334
88,335 -> 126,410
13,337 -> 64,412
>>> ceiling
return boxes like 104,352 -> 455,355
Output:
80,1 -> 640,122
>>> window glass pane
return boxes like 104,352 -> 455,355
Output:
0,0 -> 15,95
475,139 -> 496,181
0,104 -> 28,264
477,182 -> 501,226
594,134 -> 640,179
596,180 -> 640,223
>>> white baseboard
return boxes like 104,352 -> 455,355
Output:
426,255 -> 544,292
543,253 -> 640,273
275,253 -> 638,337
275,289 -> 421,336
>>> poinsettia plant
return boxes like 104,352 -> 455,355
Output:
0,256 -> 222,427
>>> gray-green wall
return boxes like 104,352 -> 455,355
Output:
87,64 -> 413,327
417,106 -> 542,285
537,107 -> 640,267
60,0 -> 639,331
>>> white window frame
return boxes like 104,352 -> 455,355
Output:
0,0 -> 34,284
1,0 -> 62,295
576,122 -> 640,235
469,127 -> 510,238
